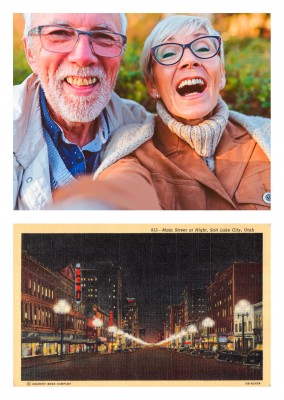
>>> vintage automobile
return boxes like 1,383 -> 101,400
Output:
244,350 -> 263,366
225,352 -> 245,363
201,350 -> 215,359
215,350 -> 236,361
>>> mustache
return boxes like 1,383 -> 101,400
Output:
54,65 -> 106,81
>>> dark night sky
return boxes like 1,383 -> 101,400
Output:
22,233 -> 262,341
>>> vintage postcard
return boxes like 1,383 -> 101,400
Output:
14,223 -> 270,387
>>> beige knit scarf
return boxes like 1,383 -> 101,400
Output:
156,97 -> 229,171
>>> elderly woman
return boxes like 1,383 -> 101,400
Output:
54,15 -> 270,210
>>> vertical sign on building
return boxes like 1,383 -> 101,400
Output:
109,310 -> 114,326
75,263 -> 82,304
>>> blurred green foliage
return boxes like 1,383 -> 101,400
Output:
116,37 -> 270,117
13,37 -> 270,118
13,47 -> 32,85
222,38 -> 270,117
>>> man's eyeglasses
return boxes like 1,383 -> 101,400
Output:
28,25 -> 127,58
151,36 -> 222,66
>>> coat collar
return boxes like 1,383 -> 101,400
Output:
13,74 -> 46,169
153,116 -> 257,206
97,105 -> 270,204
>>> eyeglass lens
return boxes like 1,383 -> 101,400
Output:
154,37 -> 220,65
40,26 -> 124,57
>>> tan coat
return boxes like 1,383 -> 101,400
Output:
96,116 -> 270,210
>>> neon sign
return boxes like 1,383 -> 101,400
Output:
75,263 -> 82,304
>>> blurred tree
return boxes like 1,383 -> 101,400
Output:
13,14 -> 32,84
222,37 -> 270,117
14,13 -> 270,117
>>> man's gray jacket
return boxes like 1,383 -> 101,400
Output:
13,74 -> 149,209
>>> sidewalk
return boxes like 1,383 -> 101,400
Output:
22,352 -> 109,368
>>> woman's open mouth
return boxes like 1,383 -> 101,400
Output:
176,78 -> 207,96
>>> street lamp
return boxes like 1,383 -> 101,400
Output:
235,299 -> 252,355
116,329 -> 124,350
108,326 -> 117,353
93,318 -> 103,355
53,299 -> 71,360
202,317 -> 215,350
187,324 -> 198,348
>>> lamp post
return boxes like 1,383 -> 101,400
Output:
202,317 -> 215,350
93,318 -> 103,355
235,299 -> 252,355
108,326 -> 117,353
187,324 -> 198,349
116,329 -> 124,350
53,299 -> 71,360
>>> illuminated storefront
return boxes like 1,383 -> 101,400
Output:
21,332 -> 92,358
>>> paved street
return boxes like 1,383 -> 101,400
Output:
21,347 -> 262,381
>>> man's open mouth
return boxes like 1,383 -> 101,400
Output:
176,78 -> 206,96
65,76 -> 98,86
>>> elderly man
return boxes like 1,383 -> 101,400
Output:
14,13 -> 158,210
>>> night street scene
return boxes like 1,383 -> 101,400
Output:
19,232 -> 266,383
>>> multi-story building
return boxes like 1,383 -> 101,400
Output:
182,287 -> 207,324
234,301 -> 263,352
253,302 -> 263,348
122,298 -> 139,337
164,287 -> 206,339
164,309 -> 170,339
86,304 -> 110,347
206,262 -> 262,351
82,262 -> 123,328
167,303 -> 184,335
81,269 -> 99,316
21,252 -> 93,358
139,328 -> 146,342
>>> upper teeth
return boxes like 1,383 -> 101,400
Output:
178,78 -> 205,89
66,76 -> 97,86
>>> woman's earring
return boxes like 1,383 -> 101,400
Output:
156,93 -> 160,99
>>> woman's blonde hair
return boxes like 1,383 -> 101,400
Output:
141,14 -> 224,83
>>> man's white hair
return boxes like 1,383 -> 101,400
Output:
141,14 -> 224,83
23,13 -> 127,37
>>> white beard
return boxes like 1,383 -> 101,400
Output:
38,64 -> 117,123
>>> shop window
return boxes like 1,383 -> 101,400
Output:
248,320 -> 252,332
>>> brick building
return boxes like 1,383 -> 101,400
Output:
206,262 -> 262,350
21,252 -> 96,358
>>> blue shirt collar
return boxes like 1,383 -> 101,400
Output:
40,87 -> 62,146
40,86 -> 110,150
39,86 -> 110,176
